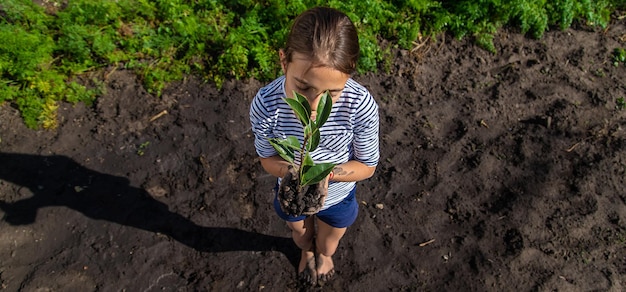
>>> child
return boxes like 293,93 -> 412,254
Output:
249,7 -> 379,287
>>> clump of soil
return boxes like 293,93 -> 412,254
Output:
277,169 -> 327,216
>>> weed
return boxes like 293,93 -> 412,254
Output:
137,141 -> 150,156
579,250 -> 592,264
616,97 -> 625,110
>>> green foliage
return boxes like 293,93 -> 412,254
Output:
269,91 -> 335,186
0,2 -> 97,128
1,0 -> 623,128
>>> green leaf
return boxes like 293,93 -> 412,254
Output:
302,153 -> 314,167
283,136 -> 301,150
301,163 -> 335,186
268,138 -> 295,163
284,97 -> 309,126
316,91 -> 333,127
294,91 -> 311,118
301,153 -> 314,183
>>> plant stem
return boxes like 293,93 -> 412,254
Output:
299,135 -> 309,183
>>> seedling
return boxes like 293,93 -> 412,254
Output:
268,91 -> 335,215
137,141 -> 150,156
269,91 -> 335,189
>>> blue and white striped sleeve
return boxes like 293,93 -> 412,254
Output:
250,89 -> 278,158
352,90 -> 380,166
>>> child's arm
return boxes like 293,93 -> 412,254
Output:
259,156 -> 292,178
261,155 -> 375,183
330,160 -> 376,182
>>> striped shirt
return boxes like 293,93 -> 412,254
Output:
250,76 -> 380,210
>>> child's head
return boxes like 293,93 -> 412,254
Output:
282,7 -> 359,75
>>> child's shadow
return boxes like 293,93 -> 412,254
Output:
0,152 -> 297,267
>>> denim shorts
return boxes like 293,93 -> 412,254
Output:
273,187 -> 358,228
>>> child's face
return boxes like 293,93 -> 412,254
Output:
281,51 -> 350,118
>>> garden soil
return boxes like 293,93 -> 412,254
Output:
1,19 -> 626,292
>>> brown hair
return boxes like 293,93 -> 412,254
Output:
283,7 -> 360,74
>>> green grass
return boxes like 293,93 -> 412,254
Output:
0,0 -> 624,128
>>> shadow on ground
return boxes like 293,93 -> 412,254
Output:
0,152 -> 298,268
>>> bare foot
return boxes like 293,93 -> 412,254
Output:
316,253 -> 335,286
298,249 -> 317,286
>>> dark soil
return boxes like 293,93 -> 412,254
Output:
1,18 -> 626,291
